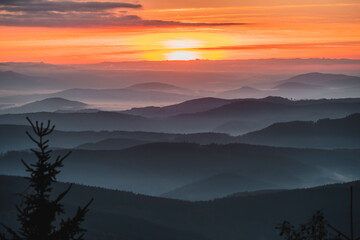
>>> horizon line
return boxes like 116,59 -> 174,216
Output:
1,57 -> 360,66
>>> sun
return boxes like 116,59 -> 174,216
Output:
164,51 -> 200,61
162,39 -> 203,60
132,33 -> 236,61
162,39 -> 203,49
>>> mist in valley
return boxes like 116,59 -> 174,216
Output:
1,59 -> 360,239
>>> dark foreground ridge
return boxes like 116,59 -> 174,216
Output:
1,175 -> 359,240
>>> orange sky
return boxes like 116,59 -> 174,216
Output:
0,0 -> 359,63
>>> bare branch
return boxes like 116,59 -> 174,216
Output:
55,184 -> 73,203
26,117 -> 37,134
327,223 -> 351,240
0,223 -> 21,240
25,131 -> 39,145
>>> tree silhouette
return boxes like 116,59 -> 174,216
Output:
276,210 -> 341,240
0,117 -> 93,240
277,186 -> 358,240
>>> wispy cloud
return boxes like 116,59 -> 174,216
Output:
0,0 -> 142,12
192,41 -> 360,51
0,0 -> 246,27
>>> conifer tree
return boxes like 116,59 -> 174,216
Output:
0,117 -> 93,240
277,186 -> 358,240
277,210 -> 341,240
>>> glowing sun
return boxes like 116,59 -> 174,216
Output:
162,39 -> 203,49
162,39 -> 202,60
132,33 -> 235,61
164,51 -> 200,60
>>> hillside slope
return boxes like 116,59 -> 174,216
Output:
237,113 -> 360,148
1,143 -> 359,197
0,175 -> 359,240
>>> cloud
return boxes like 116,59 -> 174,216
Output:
192,41 -> 360,51
0,0 -> 142,12
0,0 -> 244,27
0,0 -> 246,27
0,13 -> 246,27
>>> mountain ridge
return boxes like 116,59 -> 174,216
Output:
1,174 -> 359,239
0,97 -> 88,114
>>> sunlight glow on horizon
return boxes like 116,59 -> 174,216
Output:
131,32 -> 236,61
162,39 -> 204,49
0,0 -> 359,63
164,51 -> 200,60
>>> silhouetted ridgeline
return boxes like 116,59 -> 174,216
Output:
0,85 -> 194,105
2,71 -> 360,101
237,113 -> 360,148
0,124 -> 175,152
1,113 -> 359,152
0,97 -> 88,114
1,97 -> 360,135
123,96 -> 360,118
0,175 -> 359,239
123,97 -> 238,118
0,70 -> 56,90
1,143 -> 359,198
280,72 -> 360,87
161,172 -> 277,201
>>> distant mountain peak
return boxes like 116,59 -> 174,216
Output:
218,86 -> 265,99
239,86 -> 258,90
126,82 -> 184,91
274,82 -> 323,90
39,97 -> 75,102
32,97 -> 87,104
0,97 -> 88,114
261,96 -> 291,102
228,86 -> 261,93
1,70 -> 17,74
283,72 -> 360,85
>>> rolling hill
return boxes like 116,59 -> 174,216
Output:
237,113 -> 360,148
0,174 -> 359,239
216,73 -> 360,99
0,97 -> 88,114
0,85 -> 196,106
217,86 -> 267,99
123,97 -> 238,118
1,113 -> 360,153
0,111 -> 156,132
126,82 -> 192,94
161,172 -> 278,201
274,82 -> 324,90
280,72 -> 360,88
3,95 -> 360,136
0,124 -> 177,152
122,97 -> 360,134
54,87 -> 194,103
1,142 -> 359,197
76,138 -> 150,150
169,97 -> 360,134
0,70 -> 47,90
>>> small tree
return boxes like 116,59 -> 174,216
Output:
276,210 -> 341,240
277,186 -> 359,240
0,117 -> 93,240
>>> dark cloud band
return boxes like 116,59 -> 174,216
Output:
0,13 -> 246,27
0,0 -> 246,27
1,1 -> 142,12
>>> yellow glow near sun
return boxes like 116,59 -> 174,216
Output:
131,32 -> 236,61
164,51 -> 200,60
162,39 -> 204,49
162,39 -> 203,60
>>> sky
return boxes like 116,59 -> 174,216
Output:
0,0 -> 359,63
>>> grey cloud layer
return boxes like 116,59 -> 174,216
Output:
1,1 -> 142,12
0,0 -> 245,27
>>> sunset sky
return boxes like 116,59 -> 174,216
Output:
1,0 -> 359,63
